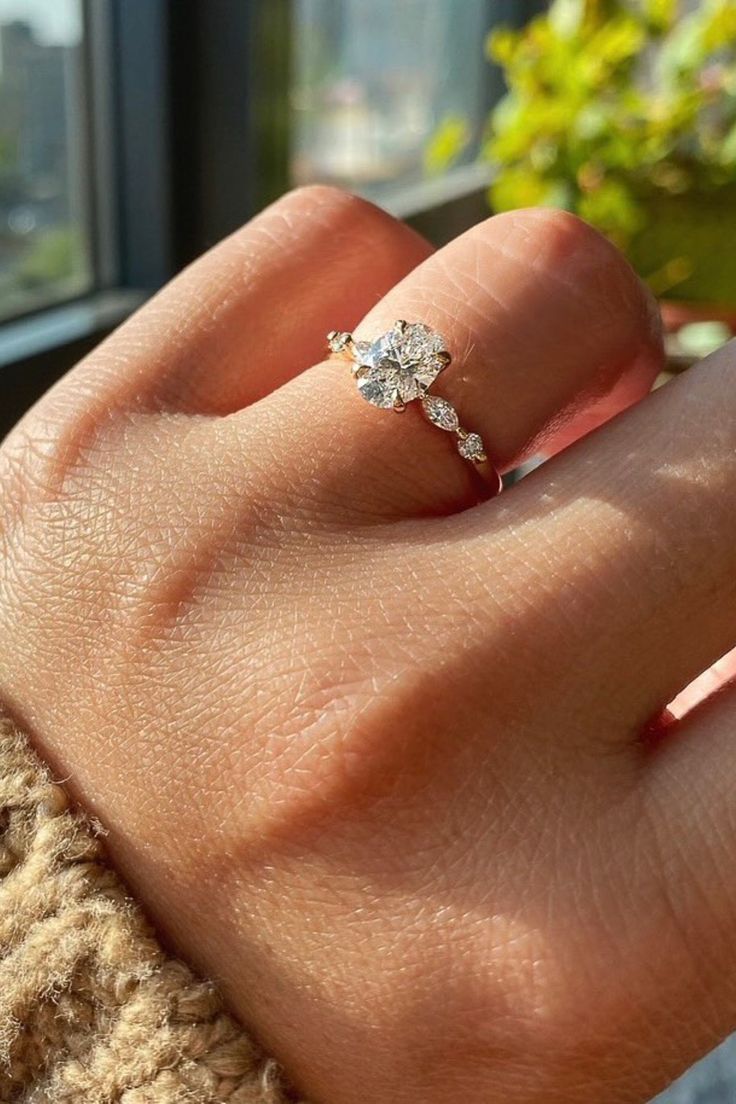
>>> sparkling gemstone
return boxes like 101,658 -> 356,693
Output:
354,322 -> 448,409
421,394 -> 459,432
457,433 -> 486,462
328,331 -> 350,353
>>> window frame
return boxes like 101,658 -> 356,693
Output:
0,0 -> 175,436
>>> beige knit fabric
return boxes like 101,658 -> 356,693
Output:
0,711 -> 302,1103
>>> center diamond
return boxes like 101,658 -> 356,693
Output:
354,321 -> 448,409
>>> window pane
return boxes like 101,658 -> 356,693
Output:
291,0 -> 495,205
0,0 -> 92,323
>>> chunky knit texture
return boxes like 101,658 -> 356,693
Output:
0,710 -> 302,1103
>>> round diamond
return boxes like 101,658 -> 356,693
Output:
355,322 -> 448,409
421,395 -> 459,432
457,433 -> 486,462
328,331 -> 350,353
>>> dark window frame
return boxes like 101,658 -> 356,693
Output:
0,0 -> 175,435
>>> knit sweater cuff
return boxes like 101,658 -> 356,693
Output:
0,709 -> 299,1103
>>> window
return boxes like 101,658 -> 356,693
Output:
0,0 -> 91,322
291,0 -> 497,210
0,0 -> 166,438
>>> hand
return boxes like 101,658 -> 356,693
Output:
1,186 -> 733,1104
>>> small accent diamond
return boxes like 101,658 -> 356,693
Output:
421,395 -> 459,432
328,331 -> 350,354
457,433 -> 486,462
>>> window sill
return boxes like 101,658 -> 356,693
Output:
380,161 -> 494,221
0,289 -> 147,370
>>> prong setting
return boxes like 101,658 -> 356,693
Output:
457,433 -> 487,463
327,330 -> 354,356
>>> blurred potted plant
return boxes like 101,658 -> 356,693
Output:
484,0 -> 736,328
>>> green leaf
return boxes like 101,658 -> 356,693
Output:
577,176 -> 644,244
481,0 -> 736,251
587,16 -> 647,67
424,115 -> 471,176
720,118 -> 736,163
548,0 -> 585,39
490,167 -> 571,212
486,27 -> 518,65
701,0 -> 736,51
644,0 -> 677,33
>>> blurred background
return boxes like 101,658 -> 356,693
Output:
1,1 -> 736,1096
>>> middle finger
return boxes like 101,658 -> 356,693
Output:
471,338 -> 736,736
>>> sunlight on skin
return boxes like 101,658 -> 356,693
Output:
669,647 -> 736,719
4,186 -> 736,1104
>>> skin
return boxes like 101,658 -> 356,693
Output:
1,185 -> 735,1102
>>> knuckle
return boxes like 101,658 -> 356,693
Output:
495,205 -> 612,261
0,399 -> 165,632
489,206 -> 661,347
276,183 -> 425,261
489,205 -> 628,288
2,393 -> 119,518
280,182 -> 388,228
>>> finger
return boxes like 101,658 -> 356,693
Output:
249,208 -> 663,520
479,339 -> 736,736
22,186 -> 432,422
629,686 -> 736,1086
668,645 -> 736,719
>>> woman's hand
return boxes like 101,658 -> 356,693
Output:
1,185 -> 734,1104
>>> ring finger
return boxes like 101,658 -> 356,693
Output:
248,207 -> 663,520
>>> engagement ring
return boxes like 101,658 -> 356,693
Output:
327,320 -> 500,491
